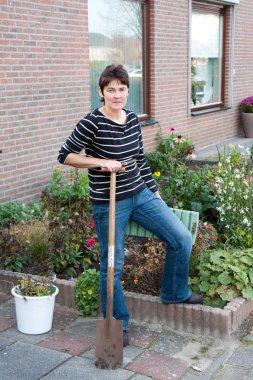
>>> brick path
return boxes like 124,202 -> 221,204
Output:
1,292 -> 253,380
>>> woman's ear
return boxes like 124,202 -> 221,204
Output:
98,87 -> 103,97
99,87 -> 104,102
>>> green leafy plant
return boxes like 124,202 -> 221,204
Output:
145,151 -> 173,176
189,248 -> 253,308
0,201 -> 43,226
48,243 -> 83,278
0,253 -> 28,272
44,167 -> 89,207
15,275 -> 56,297
74,269 -> 100,316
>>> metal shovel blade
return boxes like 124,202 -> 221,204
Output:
95,318 -> 123,369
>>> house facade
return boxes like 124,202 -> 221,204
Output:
1,0 -> 252,203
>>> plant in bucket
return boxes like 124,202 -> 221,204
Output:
11,275 -> 59,335
240,96 -> 253,138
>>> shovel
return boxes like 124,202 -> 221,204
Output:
95,171 -> 123,369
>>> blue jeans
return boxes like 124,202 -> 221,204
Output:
92,187 -> 192,331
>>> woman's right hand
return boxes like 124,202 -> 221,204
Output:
101,160 -> 125,173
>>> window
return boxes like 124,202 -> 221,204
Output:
88,0 -> 147,115
191,2 -> 226,110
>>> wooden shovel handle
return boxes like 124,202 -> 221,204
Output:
106,172 -> 116,320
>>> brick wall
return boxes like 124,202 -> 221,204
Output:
1,0 -> 253,202
1,0 -> 89,203
145,0 -> 252,151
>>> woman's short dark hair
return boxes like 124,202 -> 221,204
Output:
99,64 -> 129,96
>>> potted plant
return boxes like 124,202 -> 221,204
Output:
11,275 -> 59,335
239,96 -> 253,138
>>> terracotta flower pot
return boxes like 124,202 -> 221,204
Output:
242,112 -> 253,138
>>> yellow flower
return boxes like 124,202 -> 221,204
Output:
154,171 -> 161,177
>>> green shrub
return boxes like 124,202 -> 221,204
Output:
48,243 -> 84,278
44,167 -> 89,206
145,151 -> 172,175
0,201 -> 42,226
189,248 -> 253,308
75,269 -> 100,316
157,130 -> 194,160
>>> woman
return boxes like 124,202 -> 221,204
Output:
58,64 -> 203,347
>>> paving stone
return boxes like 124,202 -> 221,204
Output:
122,345 -> 145,366
127,350 -> 188,380
0,326 -> 54,344
128,323 -> 162,348
65,318 -> 97,337
130,375 -> 153,380
82,345 -> 144,367
0,336 -> 15,350
52,304 -> 79,330
0,298 -> 16,318
42,355 -> 134,380
0,341 -> 70,380
246,370 -> 253,379
212,364 -> 249,380
0,292 -> 11,304
39,331 -> 95,355
226,346 -> 253,368
244,334 -> 253,342
151,330 -> 190,355
0,316 -> 16,332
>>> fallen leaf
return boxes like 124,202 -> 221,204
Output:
192,366 -> 204,372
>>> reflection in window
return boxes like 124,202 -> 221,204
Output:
88,0 -> 144,114
191,4 -> 224,109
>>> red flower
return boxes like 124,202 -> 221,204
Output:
91,220 -> 95,228
87,237 -> 97,247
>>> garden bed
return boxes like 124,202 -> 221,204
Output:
1,143 -> 253,337
1,269 -> 253,338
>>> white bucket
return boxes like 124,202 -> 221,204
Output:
11,285 -> 59,335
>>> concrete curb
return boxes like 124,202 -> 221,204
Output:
1,269 -> 253,337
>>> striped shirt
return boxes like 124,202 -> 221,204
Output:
58,108 -> 158,203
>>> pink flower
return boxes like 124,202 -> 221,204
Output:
91,220 -> 95,228
174,135 -> 185,143
168,128 -> 177,134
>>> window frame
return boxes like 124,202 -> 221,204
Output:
88,0 -> 149,119
190,1 -> 228,112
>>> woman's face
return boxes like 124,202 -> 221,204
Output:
99,80 -> 129,111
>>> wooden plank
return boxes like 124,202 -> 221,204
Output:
125,208 -> 199,244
